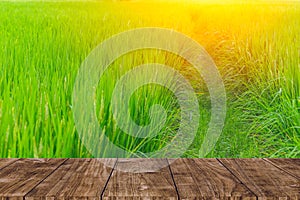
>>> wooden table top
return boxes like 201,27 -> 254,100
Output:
0,158 -> 299,199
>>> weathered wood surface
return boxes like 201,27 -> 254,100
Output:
26,159 -> 116,200
265,158 -> 300,180
0,159 -> 66,200
0,159 -> 18,170
219,158 -> 300,200
103,159 -> 177,199
169,158 -> 256,199
0,158 -> 298,200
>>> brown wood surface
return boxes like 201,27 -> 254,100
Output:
0,159 -> 66,200
169,158 -> 256,200
0,158 -> 299,200
0,159 -> 18,170
102,158 -> 177,200
219,158 -> 300,200
265,158 -> 300,180
26,159 -> 116,200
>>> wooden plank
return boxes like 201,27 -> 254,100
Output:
169,158 -> 255,200
0,159 -> 65,200
102,158 -> 177,200
265,159 -> 300,180
25,158 -> 116,200
219,159 -> 300,200
0,159 -> 18,170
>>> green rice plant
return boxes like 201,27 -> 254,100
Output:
0,1 -> 299,158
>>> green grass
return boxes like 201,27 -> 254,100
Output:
0,1 -> 299,158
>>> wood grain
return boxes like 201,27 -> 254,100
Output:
0,159 -> 18,170
25,158 -> 116,200
102,158 -> 177,200
265,159 -> 300,180
0,158 -> 299,199
0,159 -> 66,200
169,158 -> 255,200
219,159 -> 300,200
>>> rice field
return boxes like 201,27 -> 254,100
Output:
0,0 -> 299,158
